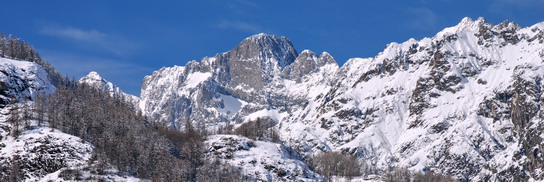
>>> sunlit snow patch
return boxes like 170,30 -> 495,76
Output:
185,72 -> 212,88
217,94 -> 245,118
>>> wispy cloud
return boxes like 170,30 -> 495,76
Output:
39,25 -> 140,56
40,26 -> 106,42
216,20 -> 264,33
404,8 -> 439,30
40,50 -> 152,95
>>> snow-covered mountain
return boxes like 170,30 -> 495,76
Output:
282,17 -> 544,181
140,33 -> 338,130
1,16 -> 543,181
140,17 -> 544,181
79,71 -> 139,105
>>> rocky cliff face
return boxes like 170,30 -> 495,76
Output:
139,17 -> 544,181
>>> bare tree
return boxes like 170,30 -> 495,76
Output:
35,93 -> 46,126
22,103 -> 31,129
414,171 -> 457,182
310,151 -> 362,180
234,118 -> 278,141
8,156 -> 22,182
384,167 -> 411,182
9,103 -> 21,137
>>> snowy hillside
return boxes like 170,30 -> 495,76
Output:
140,17 -> 544,181
0,56 -> 148,181
204,135 -> 322,181
0,57 -> 55,107
0,123 -> 93,181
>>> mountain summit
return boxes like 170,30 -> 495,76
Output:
79,71 -> 139,104
230,33 -> 298,68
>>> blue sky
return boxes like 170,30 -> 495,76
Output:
1,0 -> 543,95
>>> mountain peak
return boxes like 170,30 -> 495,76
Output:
80,71 -> 113,90
436,17 -> 488,37
230,33 -> 298,68
246,32 -> 271,39
494,19 -> 520,31
82,71 -> 103,81
79,71 -> 139,104
243,33 -> 282,42
457,17 -> 486,27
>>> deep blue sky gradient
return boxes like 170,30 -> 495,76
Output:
1,0 -> 543,95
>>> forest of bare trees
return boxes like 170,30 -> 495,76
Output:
310,151 -> 363,180
233,118 -> 280,142
1,77 -> 243,181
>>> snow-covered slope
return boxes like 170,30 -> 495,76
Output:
283,17 -> 544,181
79,71 -> 139,105
0,57 -> 144,181
204,135 -> 322,181
140,17 -> 544,181
0,106 -> 146,181
0,125 -> 93,181
0,57 -> 55,107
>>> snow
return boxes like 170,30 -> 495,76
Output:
40,168 -> 146,182
0,126 -> 93,181
244,109 -> 286,123
273,17 -> 544,180
217,94 -> 244,118
80,71 -> 139,105
435,17 -> 485,38
185,71 -> 212,88
205,135 -> 322,181
0,57 -> 56,96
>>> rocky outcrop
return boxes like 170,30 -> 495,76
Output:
0,58 -> 55,107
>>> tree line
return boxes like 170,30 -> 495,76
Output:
3,77 -> 244,181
